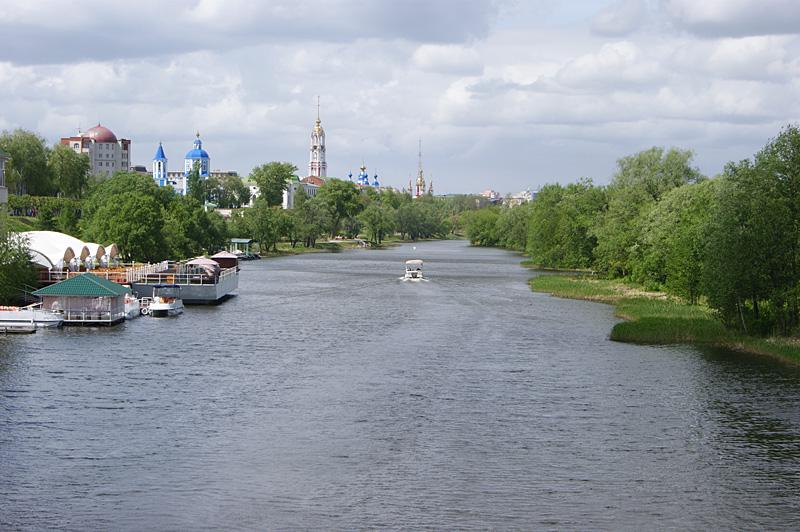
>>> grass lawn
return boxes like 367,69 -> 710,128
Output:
6,216 -> 38,232
530,274 -> 800,365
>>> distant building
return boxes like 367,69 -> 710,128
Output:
129,165 -> 149,175
147,134 -> 238,195
503,188 -> 535,207
350,164 -> 382,189
479,189 -> 502,203
0,147 -> 8,205
408,139 -> 432,198
60,124 -> 131,178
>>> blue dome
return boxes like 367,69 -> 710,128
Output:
185,148 -> 209,159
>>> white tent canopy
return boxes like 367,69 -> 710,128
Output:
20,231 -> 118,270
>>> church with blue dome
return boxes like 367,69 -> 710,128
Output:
350,164 -> 380,188
184,132 -> 210,179
152,132 -> 213,195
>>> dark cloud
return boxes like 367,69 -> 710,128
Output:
664,0 -> 800,38
0,0 -> 497,65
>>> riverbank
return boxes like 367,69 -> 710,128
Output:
530,275 -> 800,365
257,235 -> 439,257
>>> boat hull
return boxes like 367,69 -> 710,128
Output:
148,304 -> 184,318
0,309 -> 64,328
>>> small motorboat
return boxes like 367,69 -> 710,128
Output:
0,304 -> 64,328
146,285 -> 184,317
403,259 -> 425,281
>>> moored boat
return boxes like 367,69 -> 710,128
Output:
0,304 -> 64,328
147,285 -> 184,317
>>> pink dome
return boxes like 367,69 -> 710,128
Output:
82,124 -> 118,143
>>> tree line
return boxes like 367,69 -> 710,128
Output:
464,125 -> 800,337
228,162 -> 470,251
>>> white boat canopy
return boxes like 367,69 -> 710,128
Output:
405,259 -> 423,268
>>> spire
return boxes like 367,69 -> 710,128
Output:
153,141 -> 167,161
313,96 -> 323,132
417,138 -> 423,174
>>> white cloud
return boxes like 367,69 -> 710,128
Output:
556,41 -> 664,87
591,0 -> 646,36
412,45 -> 483,75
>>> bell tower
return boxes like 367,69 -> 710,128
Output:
415,138 -> 426,198
309,96 -> 327,178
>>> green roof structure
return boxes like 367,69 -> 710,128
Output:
33,273 -> 131,297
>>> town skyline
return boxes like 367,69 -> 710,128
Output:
2,1 -> 800,193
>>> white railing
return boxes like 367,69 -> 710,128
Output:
62,310 -> 126,323
41,261 -> 170,284
126,261 -> 170,283
132,266 -> 238,286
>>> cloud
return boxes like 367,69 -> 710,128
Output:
664,0 -> 800,37
3,0 -> 800,194
591,0 -> 646,36
556,41 -> 664,88
412,45 -> 483,75
0,0 -> 497,66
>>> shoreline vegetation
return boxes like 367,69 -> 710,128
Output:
529,274 -> 800,365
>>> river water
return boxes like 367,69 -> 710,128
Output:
1,240 -> 800,530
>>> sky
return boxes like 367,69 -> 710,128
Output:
1,0 -> 800,194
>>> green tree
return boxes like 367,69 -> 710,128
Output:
82,173 -> 168,262
633,179 -> 717,301
55,205 -> 80,237
296,195 -> 329,247
704,126 -> 800,334
494,205 -> 530,251
0,129 -> 53,195
593,147 -> 702,277
359,203 -> 396,245
250,162 -> 297,207
48,144 -> 90,198
0,216 -> 37,305
186,164 -> 205,204
245,199 -> 282,252
35,203 -> 58,231
464,207 -> 501,246
84,191 -> 166,262
316,178 -> 362,237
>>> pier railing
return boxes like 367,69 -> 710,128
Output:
133,266 -> 238,286
40,262 -> 170,284
61,310 -> 126,324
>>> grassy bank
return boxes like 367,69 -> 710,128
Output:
529,274 -> 800,364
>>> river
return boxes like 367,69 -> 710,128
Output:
2,240 -> 800,530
